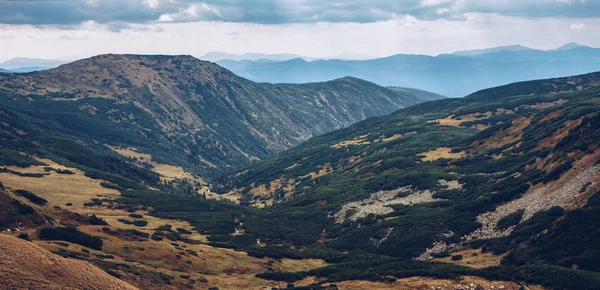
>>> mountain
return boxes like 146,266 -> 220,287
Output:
8,67 -> 56,73
201,72 -> 599,288
451,44 -> 533,56
387,86 -> 446,103
553,42 -> 590,51
0,68 -> 9,73
0,54 -> 439,180
0,57 -> 69,71
201,52 -> 313,62
1,67 -> 599,288
217,46 -> 600,97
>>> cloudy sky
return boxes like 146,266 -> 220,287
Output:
0,0 -> 599,61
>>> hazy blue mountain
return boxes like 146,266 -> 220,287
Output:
451,44 -> 533,56
0,57 -> 69,71
0,68 -> 9,73
6,67 -> 56,73
201,52 -> 315,62
217,46 -> 600,97
552,42 -> 590,51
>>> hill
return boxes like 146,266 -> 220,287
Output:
0,54 -> 437,182
218,46 -> 600,97
387,86 -> 446,103
192,72 -> 600,288
0,234 -> 137,289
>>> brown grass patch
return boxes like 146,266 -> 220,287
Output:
331,134 -> 370,149
431,109 -> 515,130
523,99 -> 567,109
420,147 -> 466,161
0,234 -> 137,290
108,146 -> 206,184
302,163 -> 334,179
537,117 -> 583,149
321,276 -> 533,290
285,163 -> 301,170
432,248 -> 506,269
475,117 -> 530,151
429,112 -> 492,128
0,158 -> 204,239
0,158 -> 120,213
279,258 -> 327,272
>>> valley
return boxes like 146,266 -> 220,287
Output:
0,56 -> 599,289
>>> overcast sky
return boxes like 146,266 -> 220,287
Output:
0,0 -> 599,61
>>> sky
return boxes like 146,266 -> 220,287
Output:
0,0 -> 599,62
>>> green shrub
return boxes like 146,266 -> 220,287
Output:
15,189 -> 47,206
39,227 -> 103,250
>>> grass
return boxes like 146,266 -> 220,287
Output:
420,147 -> 466,161
108,146 -> 207,184
432,249 -> 506,269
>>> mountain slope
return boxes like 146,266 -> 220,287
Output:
387,86 -> 446,103
0,54 -> 435,179
0,234 -> 138,290
186,72 -> 600,288
218,47 -> 600,97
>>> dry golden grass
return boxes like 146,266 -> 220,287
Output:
71,225 -> 326,290
0,158 -> 120,213
280,258 -> 328,272
430,109 -> 516,130
331,134 -> 370,148
523,99 -> 567,109
538,117 -> 583,149
432,248 -> 506,269
302,163 -> 334,179
429,112 -> 492,128
0,158 -> 204,239
375,131 -> 417,143
420,147 -> 466,161
475,117 -> 531,151
108,146 -> 206,184
331,276 -> 534,290
285,163 -> 301,170
0,234 -> 138,290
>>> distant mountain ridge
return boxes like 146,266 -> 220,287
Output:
451,44 -> 533,56
217,44 -> 600,97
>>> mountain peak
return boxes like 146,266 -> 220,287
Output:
553,42 -> 590,51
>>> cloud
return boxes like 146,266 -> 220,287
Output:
0,0 -> 599,27
570,23 -> 587,29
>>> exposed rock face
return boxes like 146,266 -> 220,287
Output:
0,54 -> 429,174
418,163 -> 600,260
333,186 -> 443,223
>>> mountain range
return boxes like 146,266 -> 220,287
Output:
217,43 -> 600,97
0,57 -> 70,73
0,53 -> 599,289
